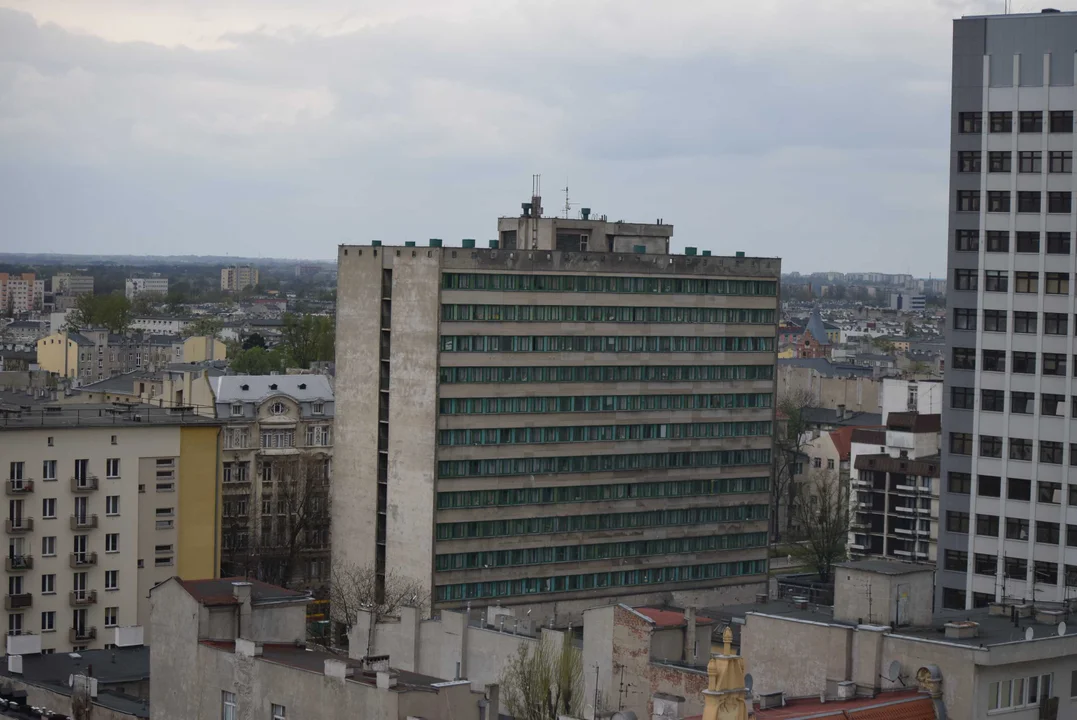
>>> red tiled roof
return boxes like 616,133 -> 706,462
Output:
634,607 -> 713,627
753,691 -> 935,719
178,577 -> 308,607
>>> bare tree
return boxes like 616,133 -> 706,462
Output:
789,469 -> 850,583
221,451 -> 331,590
328,562 -> 429,640
501,635 -> 584,720
772,388 -> 816,542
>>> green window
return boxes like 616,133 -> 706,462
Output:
441,273 -> 777,296
438,449 -> 772,478
438,365 -> 775,384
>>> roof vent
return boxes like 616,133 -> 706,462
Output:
944,621 -> 979,639
298,383 -> 307,390
269,383 -> 278,390
240,384 -> 249,391
758,691 -> 785,710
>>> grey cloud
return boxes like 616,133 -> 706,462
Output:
0,1 -> 1036,272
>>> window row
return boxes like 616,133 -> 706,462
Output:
440,304 -> 776,325
952,269 -> 1071,293
435,503 -> 768,540
438,392 -> 773,415
439,335 -> 775,353
438,421 -> 772,446
951,388 -> 1077,417
952,308 -> 1073,334
959,110 -> 1073,134
948,432 -> 1077,464
954,229 -> 1073,254
437,449 -> 772,478
957,150 -> 1072,174
951,348 -> 1071,375
435,476 -> 770,510
948,472 -> 1077,505
955,190 -> 1073,214
434,532 -> 770,571
438,364 -> 774,384
433,559 -> 769,601
7,459 -> 123,482
441,273 -> 778,296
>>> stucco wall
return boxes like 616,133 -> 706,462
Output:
384,251 -> 441,589
741,613 -> 851,698
332,247 -> 384,571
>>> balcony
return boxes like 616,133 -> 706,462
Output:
70,476 -> 99,493
70,514 -> 98,530
69,627 -> 97,644
69,590 -> 97,607
4,594 -> 31,610
5,518 -> 33,534
69,552 -> 98,568
5,480 -> 34,495
5,555 -> 32,572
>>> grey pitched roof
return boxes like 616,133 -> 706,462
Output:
803,308 -> 831,345
802,406 -> 883,428
66,332 -> 93,346
213,374 -> 333,403
78,371 -> 156,393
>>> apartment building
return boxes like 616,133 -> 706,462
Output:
214,375 -> 333,590
0,274 -> 44,314
334,203 -> 780,622
50,274 -> 94,297
220,265 -> 260,292
848,413 -> 941,563
124,277 -> 168,300
36,331 -> 224,385
0,396 -> 220,652
942,9 -> 1077,609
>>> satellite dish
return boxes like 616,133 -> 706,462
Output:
886,660 -> 902,682
1025,626 -> 1035,641
1059,621 -> 1068,637
745,674 -> 754,692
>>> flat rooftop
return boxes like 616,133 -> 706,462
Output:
0,645 -> 149,718
0,392 -> 220,429
710,598 -> 1077,649
200,641 -> 454,692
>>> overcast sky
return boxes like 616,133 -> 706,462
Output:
1,0 -> 1068,275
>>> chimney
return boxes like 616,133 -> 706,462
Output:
232,581 -> 253,639
837,404 -> 847,421
684,608 -> 697,664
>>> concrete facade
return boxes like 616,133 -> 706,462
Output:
777,361 -> 881,413
735,560 -> 1077,719
941,9 -> 1077,610
124,277 -> 168,300
150,578 -> 482,720
334,227 -> 779,624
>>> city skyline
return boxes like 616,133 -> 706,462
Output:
1,0 -> 1053,274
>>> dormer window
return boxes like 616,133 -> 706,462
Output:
298,383 -> 307,390
270,402 -> 287,415
240,384 -> 249,391
230,404 -> 243,417
312,402 -> 324,415
269,383 -> 278,390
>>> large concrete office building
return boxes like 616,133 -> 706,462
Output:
942,9 -> 1077,610
334,199 -> 780,622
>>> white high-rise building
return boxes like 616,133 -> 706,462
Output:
125,276 -> 169,300
941,9 -> 1077,611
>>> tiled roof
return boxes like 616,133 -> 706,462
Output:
828,427 -> 860,461
177,577 -> 309,607
634,607 -> 713,627
886,412 -> 941,433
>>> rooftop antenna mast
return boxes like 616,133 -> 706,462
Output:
561,184 -> 577,219
531,174 -> 542,249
